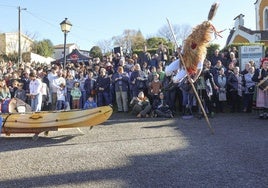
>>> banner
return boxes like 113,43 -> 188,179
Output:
239,45 -> 264,70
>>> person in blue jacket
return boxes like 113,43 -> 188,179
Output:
83,95 -> 97,109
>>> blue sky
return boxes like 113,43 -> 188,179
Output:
0,0 -> 256,51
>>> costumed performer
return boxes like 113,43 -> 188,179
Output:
165,3 -> 221,84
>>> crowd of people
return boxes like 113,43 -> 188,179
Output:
0,44 -> 267,119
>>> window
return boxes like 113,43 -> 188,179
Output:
264,8 -> 268,30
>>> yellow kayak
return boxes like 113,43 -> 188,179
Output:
0,105 -> 113,136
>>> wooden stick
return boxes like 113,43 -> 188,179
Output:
166,18 -> 214,134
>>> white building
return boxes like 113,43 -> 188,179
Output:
0,32 -> 33,55
226,0 -> 268,46
53,43 -> 78,60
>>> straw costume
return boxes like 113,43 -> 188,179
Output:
165,3 -> 221,83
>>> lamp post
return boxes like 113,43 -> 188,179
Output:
60,18 -> 72,69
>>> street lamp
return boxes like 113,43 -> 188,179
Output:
60,18 -> 72,69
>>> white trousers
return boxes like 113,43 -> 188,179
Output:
165,59 -> 187,83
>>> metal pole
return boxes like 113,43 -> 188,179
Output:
63,32 -> 67,69
18,6 -> 21,64
18,6 -> 26,65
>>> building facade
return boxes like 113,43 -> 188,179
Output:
53,43 -> 78,60
0,32 -> 33,55
226,0 -> 268,46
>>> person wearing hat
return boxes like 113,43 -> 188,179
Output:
29,72 -> 43,112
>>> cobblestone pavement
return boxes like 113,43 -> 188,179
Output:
0,112 -> 267,188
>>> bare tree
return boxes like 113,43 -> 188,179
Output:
157,24 -> 192,45
96,39 -> 113,54
122,29 -> 134,54
131,30 -> 146,51
112,29 -> 144,54
24,31 -> 38,41
177,24 -> 192,45
112,35 -> 126,51
158,24 -> 175,42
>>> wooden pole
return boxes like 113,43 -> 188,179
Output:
166,18 -> 214,134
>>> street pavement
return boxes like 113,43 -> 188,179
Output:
0,111 -> 267,188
